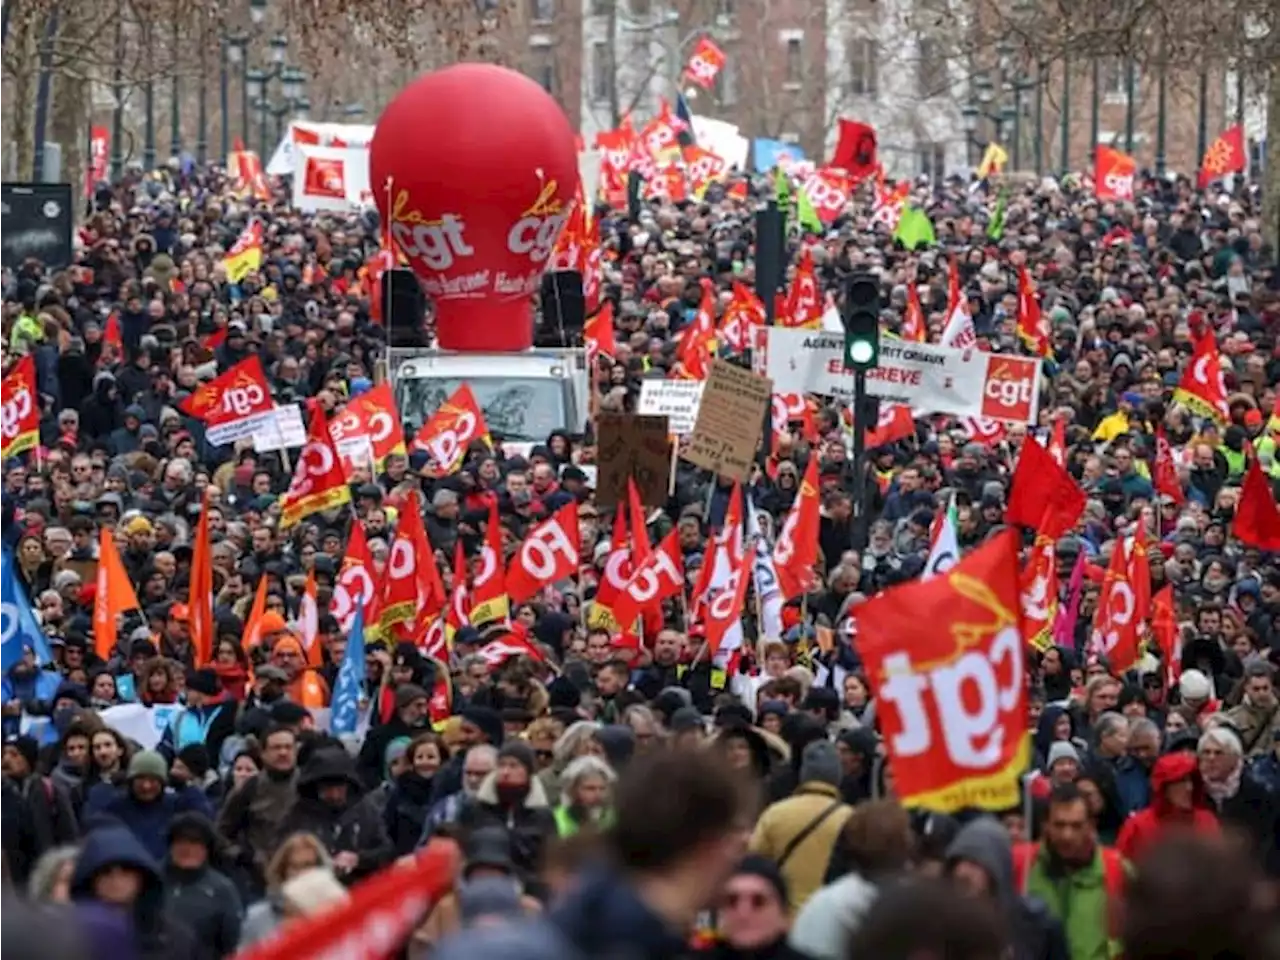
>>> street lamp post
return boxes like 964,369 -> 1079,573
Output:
1034,62 -> 1045,175
110,16 -> 124,179
170,19 -> 182,157
961,103 -> 979,166
221,32 -> 248,159
1060,57 -> 1071,174
1124,60 -> 1136,153
1196,68 -> 1209,163
1155,62 -> 1168,175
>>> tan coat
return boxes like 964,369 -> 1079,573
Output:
408,889 -> 541,959
749,781 -> 852,914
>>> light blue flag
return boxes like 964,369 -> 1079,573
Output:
1,545 -> 54,673
330,602 -> 366,736
754,138 -> 805,174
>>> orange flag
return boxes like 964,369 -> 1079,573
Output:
188,496 -> 215,665
1198,124 -> 1246,189
1016,265 -> 1050,358
584,301 -> 616,366
242,576 -> 270,652
93,527 -> 141,660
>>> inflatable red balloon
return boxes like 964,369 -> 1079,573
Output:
369,64 -> 577,352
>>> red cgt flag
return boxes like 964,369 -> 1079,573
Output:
684,35 -> 726,88
610,528 -> 685,631
854,529 -> 1029,812
1,356 -> 41,460
783,247 -> 822,329
178,355 -> 275,445
1094,145 -> 1136,201
1006,435 -> 1085,540
1150,585 -> 1181,690
1233,453 -> 1280,551
233,842 -> 457,960
1153,426 -> 1185,506
584,301 -> 616,366
1173,328 -> 1229,423
1090,538 -> 1140,673
1015,265 -> 1050,358
1198,124 -> 1246,189
278,407 -> 352,529
774,457 -> 820,600
411,384 -> 492,477
469,500 -> 510,629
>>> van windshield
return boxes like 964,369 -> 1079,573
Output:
397,377 -> 566,443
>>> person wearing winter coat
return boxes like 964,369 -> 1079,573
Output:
2,733 -> 80,886
161,813 -> 242,959
1197,726 -> 1280,877
383,733 -> 447,857
70,824 -> 199,960
1116,752 -> 1220,863
83,750 -> 214,862
357,683 -> 434,791
238,832 -> 334,948
216,725 -> 300,897
455,741 -> 557,894
276,748 -> 393,885
945,817 -> 1071,960
749,742 -> 853,914
1224,662 -> 1280,758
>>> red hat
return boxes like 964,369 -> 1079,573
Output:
1244,409 -> 1263,427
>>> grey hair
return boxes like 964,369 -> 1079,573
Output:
1128,717 -> 1160,743
560,755 -> 616,806
1198,726 -> 1242,757
1095,713 -> 1130,741
553,720 -> 603,769
27,845 -> 79,901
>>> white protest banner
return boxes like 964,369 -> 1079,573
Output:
97,703 -> 181,750
765,328 -> 1042,425
267,120 -> 375,176
253,404 -> 308,453
638,379 -> 705,435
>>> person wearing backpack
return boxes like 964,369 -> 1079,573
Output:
2,733 -> 79,885
1012,782 -> 1128,960
749,741 -> 853,914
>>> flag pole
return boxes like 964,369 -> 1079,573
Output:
383,175 -> 394,384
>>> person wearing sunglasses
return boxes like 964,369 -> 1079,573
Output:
706,855 -> 812,960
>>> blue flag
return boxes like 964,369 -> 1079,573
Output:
330,602 -> 366,736
1,545 -> 54,673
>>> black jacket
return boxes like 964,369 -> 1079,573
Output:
1208,774 -> 1280,877
163,862 -> 243,959
1,773 -> 79,885
383,771 -> 436,857
276,749 -> 393,884
455,773 -> 557,890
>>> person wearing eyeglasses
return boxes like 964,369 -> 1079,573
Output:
699,855 -> 813,960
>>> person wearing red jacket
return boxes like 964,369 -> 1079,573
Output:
1116,751 -> 1219,863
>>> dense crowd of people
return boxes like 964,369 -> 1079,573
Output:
2,149 -> 1280,960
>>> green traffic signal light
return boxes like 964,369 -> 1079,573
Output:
842,273 -> 882,372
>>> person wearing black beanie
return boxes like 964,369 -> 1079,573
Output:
706,854 -> 812,960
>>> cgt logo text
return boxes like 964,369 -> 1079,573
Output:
979,358 -> 1037,422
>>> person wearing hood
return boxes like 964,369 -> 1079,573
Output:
78,371 -> 123,440
275,747 -> 392,885
161,812 -> 242,958
84,750 -> 214,862
835,727 -> 877,805
1116,752 -> 1219,863
945,817 -> 1071,960
70,824 -> 198,960
750,741 -> 853,913
358,681 -> 434,790
456,740 -> 557,894
109,404 -> 148,456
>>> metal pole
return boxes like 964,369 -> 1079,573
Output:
1060,57 -> 1071,174
1090,58 -> 1100,149
1234,65 -> 1244,125
1124,60 -> 1136,153
1012,84 -> 1022,170
197,57 -> 208,164
241,63 -> 250,143
31,9 -> 59,181
1034,65 -> 1044,175
170,20 -> 181,157
258,104 -> 268,158
220,40 -> 230,160
1155,63 -> 1168,175
1196,69 -> 1208,165
110,17 -> 125,180
851,369 -> 870,553
144,79 -> 156,169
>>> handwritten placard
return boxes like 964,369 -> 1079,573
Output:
683,359 -> 772,481
596,413 -> 672,507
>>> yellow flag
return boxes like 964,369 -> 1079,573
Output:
977,143 -> 1009,180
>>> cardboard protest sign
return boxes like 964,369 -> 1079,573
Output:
596,413 -> 671,507
684,359 -> 772,481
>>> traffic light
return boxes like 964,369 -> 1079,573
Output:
842,272 -> 881,372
